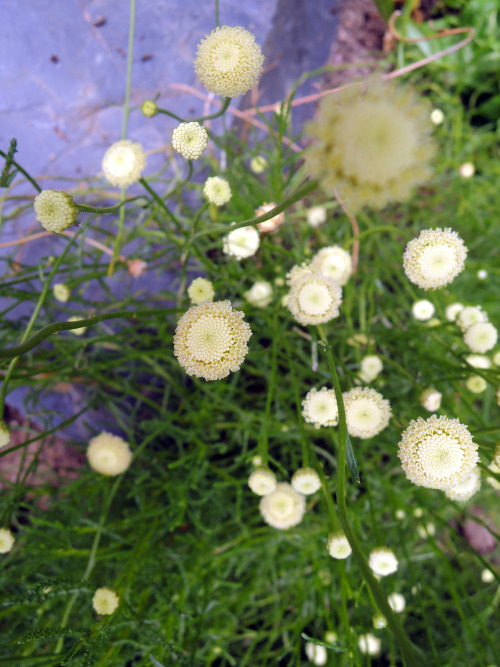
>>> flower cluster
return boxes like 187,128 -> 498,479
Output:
34,190 -> 79,233
342,387 -> 391,439
403,228 -> 467,290
398,414 -> 478,491
172,122 -> 208,160
102,140 -> 146,188
305,81 -> 435,210
194,26 -> 264,98
302,387 -> 338,428
173,300 -> 251,381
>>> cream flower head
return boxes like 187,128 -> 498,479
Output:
465,375 -> 487,394
342,387 -> 391,439
403,228 -> 467,290
388,592 -> 406,613
444,468 -> 481,502
255,203 -> 285,233
0,421 -> 11,449
430,108 -> 444,125
305,642 -> 327,666
486,460 -> 500,490
291,467 -> 321,495
0,528 -> 15,554
250,155 -> 267,173
305,81 -> 435,211
302,387 -> 338,428
187,277 -> 215,305
327,531 -> 352,559
34,190 -> 79,233
288,272 -> 342,326
92,587 -> 119,615
464,322 -> 498,353
481,568 -> 495,583
173,300 -> 251,381
204,176 -> 231,206
397,414 -> 478,490
244,280 -> 273,307
172,122 -> 208,160
223,225 -> 260,259
369,547 -> 398,576
310,246 -> 352,286
460,162 -> 475,178
141,100 -> 158,117
419,388 -> 442,412
67,316 -> 86,336
248,466 -> 277,496
456,306 -> 488,332
412,299 -> 435,321
259,482 -> 306,529
465,355 -> 491,369
373,613 -> 387,629
358,633 -> 381,656
102,140 -> 146,188
445,302 -> 464,322
286,262 -> 314,286
359,355 -> 383,383
87,432 -> 133,476
194,25 -> 264,98
306,206 -> 327,228
53,283 -> 71,303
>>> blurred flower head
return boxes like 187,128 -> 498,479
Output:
102,140 -> 146,188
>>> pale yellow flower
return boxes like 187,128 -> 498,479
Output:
187,277 -> 215,305
223,225 -> 260,259
369,547 -> 398,576
358,633 -> 381,656
419,388 -> 442,412
102,140 -> 146,188
464,322 -> 498,354
388,592 -> 406,613
172,122 -> 208,160
305,642 -> 327,665
244,280 -> 273,307
204,176 -> 231,206
250,155 -> 267,173
444,468 -> 481,502
0,528 -> 15,554
311,246 -> 352,286
34,190 -> 79,233
0,421 -> 10,449
342,387 -> 391,439
53,283 -> 71,303
92,587 -> 119,615
248,467 -> 277,496
327,531 -> 352,559
456,306 -> 488,332
291,467 -> 321,495
412,299 -> 435,321
306,206 -> 327,228
302,387 -> 338,428
465,375 -> 487,394
288,272 -> 342,326
87,432 -> 133,476
403,228 -> 467,290
259,482 -> 306,529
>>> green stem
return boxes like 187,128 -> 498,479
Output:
0,231 -> 81,414
0,307 -> 179,361
0,148 -> 42,193
260,313 -> 278,467
316,325 -> 423,667
76,197 -> 145,215
139,178 -> 183,235
343,225 -> 404,249
193,179 -> 319,240
121,0 -> 135,140
157,97 -> 231,124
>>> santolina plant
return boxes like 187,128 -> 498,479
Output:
1,5 -> 499,667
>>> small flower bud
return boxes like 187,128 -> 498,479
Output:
53,283 -> 71,303
92,587 -> 119,615
34,190 -> 79,233
141,100 -> 158,117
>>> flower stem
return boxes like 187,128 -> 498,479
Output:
0,148 -> 42,193
157,97 -> 231,124
139,178 -> 184,235
76,196 -> 145,215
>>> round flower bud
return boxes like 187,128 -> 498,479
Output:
288,272 -> 342,326
305,81 -> 435,211
388,592 -> 406,613
373,612 -> 387,629
464,322 -> 498,354
359,355 -> 383,383
481,569 -> 495,583
477,269 -> 488,280
87,432 -> 133,476
395,509 -> 406,520
203,176 -> 231,206
291,467 -> 321,495
102,140 -> 146,188
430,108 -> 444,125
141,100 -> 158,117
403,228 -> 467,290
358,633 -> 381,656
127,258 -> 148,277
255,203 -> 285,233
244,280 -> 273,307
250,155 -> 267,173
369,547 -> 399,577
413,507 -> 424,518
306,206 -> 327,228
412,299 -> 435,321
444,468 -> 481,502
172,122 -> 208,160
486,460 -> 500,490
302,387 -> 338,428
259,482 -> 306,530
493,352 -> 500,366
34,190 -> 79,233
465,375 -> 487,394
342,387 -> 391,439
187,277 -> 215,305
305,642 -> 327,666
310,246 -> 352,286
460,162 -> 475,178
397,414 -> 478,491
0,528 -> 15,554
251,455 -> 262,467
248,466 -> 277,496
274,276 -> 285,287
173,300 -> 252,381
53,283 -> 71,303
327,531 -> 352,559
456,306 -> 488,332
465,355 -> 491,370
223,225 -> 260,259
419,388 -> 442,412
92,587 -> 119,615
417,522 -> 436,539
445,302 -> 464,322
324,631 -> 337,645
194,25 -> 264,98
0,421 -> 11,449
67,316 -> 86,336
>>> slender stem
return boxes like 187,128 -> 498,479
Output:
157,97 -> 231,124
260,313 -> 278,467
215,0 -> 220,27
139,178 -> 183,235
121,0 -> 136,140
76,196 -> 145,215
0,149 -> 41,193
194,179 -> 319,240
0,231 -> 81,413
316,325 -> 423,666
